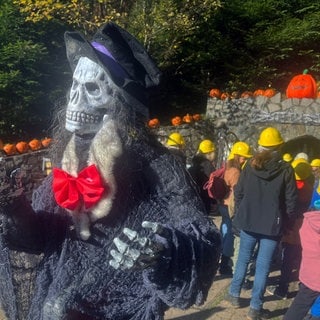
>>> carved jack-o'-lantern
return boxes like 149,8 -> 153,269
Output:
286,69 -> 317,99
148,118 -> 160,129
171,116 -> 182,126
209,88 -> 221,99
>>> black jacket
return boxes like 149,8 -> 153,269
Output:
233,153 -> 297,237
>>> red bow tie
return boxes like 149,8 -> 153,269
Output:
53,164 -> 106,211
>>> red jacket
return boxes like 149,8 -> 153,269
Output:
299,211 -> 320,292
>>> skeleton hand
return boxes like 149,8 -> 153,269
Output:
109,221 -> 165,270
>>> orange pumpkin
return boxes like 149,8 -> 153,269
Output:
183,113 -> 193,123
29,139 -> 42,151
317,91 -> 320,98
148,118 -> 160,129
286,69 -> 317,99
241,91 -> 253,99
192,114 -> 201,121
220,92 -> 230,100
263,88 -> 276,98
171,116 -> 182,126
253,89 -> 265,96
209,88 -> 221,99
16,141 -> 29,154
3,143 -> 17,155
41,138 -> 53,148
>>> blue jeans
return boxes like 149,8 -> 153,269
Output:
229,230 -> 278,311
219,204 -> 234,257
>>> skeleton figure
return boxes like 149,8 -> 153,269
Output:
59,56 -> 122,240
0,22 -> 221,320
66,56 -> 118,135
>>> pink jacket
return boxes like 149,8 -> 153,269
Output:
299,211 -> 320,292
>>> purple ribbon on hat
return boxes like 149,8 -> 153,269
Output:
91,41 -> 129,79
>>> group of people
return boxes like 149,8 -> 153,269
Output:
1,20 -> 319,320
164,127 -> 320,320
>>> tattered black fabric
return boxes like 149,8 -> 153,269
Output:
0,22 -> 221,320
0,138 -> 221,320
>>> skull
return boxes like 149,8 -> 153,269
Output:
66,57 -> 118,135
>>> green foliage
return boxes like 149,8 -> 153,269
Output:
0,0 -> 70,140
3,0 -> 320,135
210,0 -> 320,92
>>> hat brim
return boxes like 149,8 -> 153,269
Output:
64,22 -> 162,117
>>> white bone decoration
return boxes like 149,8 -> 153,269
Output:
66,57 -> 117,135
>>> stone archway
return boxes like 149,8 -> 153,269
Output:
282,135 -> 320,161
206,94 -> 320,160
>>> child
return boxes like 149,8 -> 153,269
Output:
267,158 -> 313,299
283,201 -> 320,320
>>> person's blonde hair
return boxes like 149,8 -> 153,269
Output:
226,154 -> 242,170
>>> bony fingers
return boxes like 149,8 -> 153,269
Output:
123,227 -> 149,247
123,227 -> 137,241
141,221 -> 162,234
113,237 -> 129,254
110,249 -> 124,263
109,249 -> 136,270
126,248 -> 141,261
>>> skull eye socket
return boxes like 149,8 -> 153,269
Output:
85,82 -> 100,95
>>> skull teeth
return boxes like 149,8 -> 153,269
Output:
66,110 -> 102,124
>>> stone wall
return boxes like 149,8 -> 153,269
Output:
152,93 -> 320,167
206,93 -> 320,140
0,149 -> 51,200
2,94 -> 320,184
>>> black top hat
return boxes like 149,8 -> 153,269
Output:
64,22 -> 162,118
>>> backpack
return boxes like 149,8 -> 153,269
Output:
203,166 -> 230,201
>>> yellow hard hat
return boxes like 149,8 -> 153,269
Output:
258,127 -> 284,147
291,158 -> 312,181
198,139 -> 215,154
311,159 -> 320,167
167,132 -> 185,146
229,141 -> 252,159
283,153 -> 293,162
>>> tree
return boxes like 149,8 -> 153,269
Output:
0,0 -> 69,140
14,0 -> 222,117
11,0 -> 320,122
207,0 -> 320,92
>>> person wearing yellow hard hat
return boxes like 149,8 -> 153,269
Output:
228,141 -> 253,169
292,158 -> 313,182
267,158 -> 313,300
166,132 -> 187,166
311,158 -> 320,167
294,152 -> 309,162
226,127 -> 298,319
219,141 -> 252,276
310,158 -> 320,180
188,139 -> 216,215
283,153 -> 293,163
257,126 -> 284,148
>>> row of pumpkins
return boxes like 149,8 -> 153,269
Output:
148,113 -> 201,129
149,70 -> 319,129
3,71 -> 318,145
0,138 -> 52,156
209,69 -> 319,100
